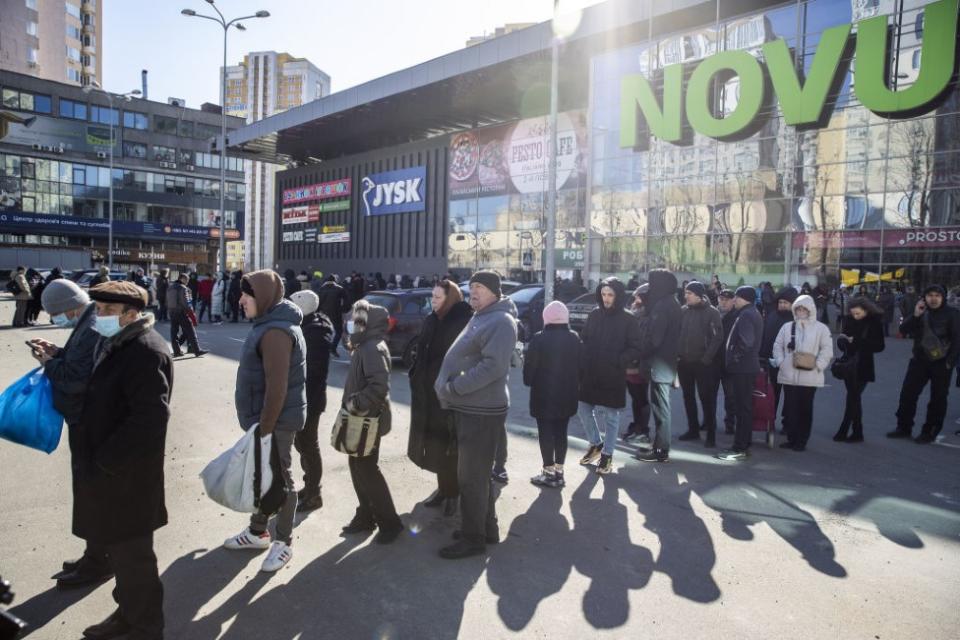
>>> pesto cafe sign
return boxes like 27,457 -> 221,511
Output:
620,0 -> 959,145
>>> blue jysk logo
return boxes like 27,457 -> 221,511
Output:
361,166 -> 427,216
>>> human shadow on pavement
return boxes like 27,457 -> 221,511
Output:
9,581 -> 100,638
210,512 -> 487,640
485,486 -> 572,631
160,546 -> 263,639
620,467 -> 722,603
567,472 -> 653,630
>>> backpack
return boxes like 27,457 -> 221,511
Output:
5,279 -> 22,295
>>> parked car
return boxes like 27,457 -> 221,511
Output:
508,284 -> 545,342
342,289 -> 433,368
567,292 -> 598,334
74,270 -> 127,289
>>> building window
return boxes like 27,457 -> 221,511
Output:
26,22 -> 38,36
82,33 -> 96,48
80,54 -> 96,68
66,24 -> 81,40
65,2 -> 81,19
59,98 -> 87,119
26,0 -> 37,9
122,110 -> 148,130
153,146 -> 176,163
154,115 -> 177,135
67,68 -> 82,83
912,49 -> 922,70
1,89 -> 50,113
27,47 -> 39,66
66,46 -> 81,62
194,122 -> 219,140
915,11 -> 924,38
122,142 -> 147,159
89,105 -> 118,126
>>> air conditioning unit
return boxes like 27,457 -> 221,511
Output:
159,161 -> 177,169
32,143 -> 42,151
96,151 -> 107,159
55,146 -> 65,154
184,165 -> 195,171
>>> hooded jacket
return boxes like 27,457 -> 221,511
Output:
724,302 -> 763,375
44,303 -> 99,425
343,300 -> 393,435
678,297 -> 723,366
899,287 -> 960,368
640,270 -> 682,383
772,295 -> 834,387
315,280 -> 351,326
302,311 -> 334,412
760,287 -> 799,359
524,323 -> 583,419
579,277 -> 644,406
235,271 -> 307,433
435,297 -> 518,415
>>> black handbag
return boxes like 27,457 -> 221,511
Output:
831,337 -> 859,381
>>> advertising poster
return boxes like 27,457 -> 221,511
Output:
281,178 -> 352,205
361,166 -> 427,216
448,110 -> 588,200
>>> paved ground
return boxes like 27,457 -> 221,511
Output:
0,294 -> 958,640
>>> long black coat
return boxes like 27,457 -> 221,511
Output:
407,302 -> 472,472
72,327 -> 173,544
302,312 -> 334,411
524,324 -> 582,419
839,314 -> 885,383
579,278 -> 642,408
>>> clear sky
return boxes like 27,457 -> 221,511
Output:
103,0 -> 600,109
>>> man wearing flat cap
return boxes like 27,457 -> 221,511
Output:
715,286 -> 763,462
75,281 -> 173,640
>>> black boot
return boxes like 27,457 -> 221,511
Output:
845,422 -> 863,443
704,431 -> 716,448
82,609 -> 129,640
422,489 -> 444,508
833,422 -> 850,442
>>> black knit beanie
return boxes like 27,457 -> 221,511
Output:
469,270 -> 502,298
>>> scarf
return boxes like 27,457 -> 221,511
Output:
93,313 -> 156,370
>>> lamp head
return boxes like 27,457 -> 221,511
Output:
255,10 -> 270,17
181,8 -> 196,16
235,22 -> 246,30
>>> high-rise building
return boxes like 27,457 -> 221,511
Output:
221,51 -> 330,270
0,0 -> 103,88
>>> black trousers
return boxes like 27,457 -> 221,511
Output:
726,372 -> 755,451
626,379 -> 650,434
436,452 -> 460,498
677,361 -> 719,434
455,411 -> 502,542
536,417 -> 570,467
156,301 -> 167,322
493,420 -> 507,473
896,357 -> 952,436
720,375 -> 735,431
229,300 -> 241,323
197,299 -> 211,323
841,378 -> 869,431
331,323 -> 343,354
293,404 -> 324,496
169,311 -> 199,355
105,533 -> 163,640
783,385 -> 817,447
348,445 -> 402,529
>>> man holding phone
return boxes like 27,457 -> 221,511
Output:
890,284 -> 960,443
29,279 -> 114,588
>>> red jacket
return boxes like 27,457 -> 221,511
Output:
197,279 -> 214,302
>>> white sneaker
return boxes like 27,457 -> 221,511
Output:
223,527 -> 271,551
260,541 -> 292,573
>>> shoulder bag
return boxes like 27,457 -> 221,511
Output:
331,408 -> 380,457
790,322 -> 817,371
920,313 -> 949,361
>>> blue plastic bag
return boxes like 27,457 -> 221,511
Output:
0,368 -> 64,453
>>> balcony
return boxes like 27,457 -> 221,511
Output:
81,0 -> 96,13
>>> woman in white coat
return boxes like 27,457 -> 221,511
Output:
771,294 -> 833,451
211,272 -> 226,323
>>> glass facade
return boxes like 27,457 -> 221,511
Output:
589,0 -> 960,289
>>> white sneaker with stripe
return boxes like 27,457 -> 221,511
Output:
260,541 -> 293,573
223,527 -> 271,551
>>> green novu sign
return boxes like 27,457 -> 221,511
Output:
620,0 -> 959,146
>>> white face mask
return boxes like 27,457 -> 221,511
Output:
346,320 -> 356,335
52,313 -> 76,328
93,314 -> 122,338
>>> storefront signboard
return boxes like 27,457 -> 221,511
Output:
0,210 -> 242,241
361,166 -> 426,216
281,178 -> 352,205
620,0 -> 958,145
281,205 -> 320,225
793,227 -> 960,250
319,231 -> 350,243
282,230 -> 304,243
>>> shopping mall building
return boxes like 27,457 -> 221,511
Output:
230,0 -> 960,289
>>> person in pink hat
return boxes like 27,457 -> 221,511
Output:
523,300 -> 583,488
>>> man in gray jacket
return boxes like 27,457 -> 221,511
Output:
29,279 -> 113,588
435,270 -> 517,559
165,273 -> 206,357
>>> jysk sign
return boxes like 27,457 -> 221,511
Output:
361,166 -> 427,216
620,0 -> 959,146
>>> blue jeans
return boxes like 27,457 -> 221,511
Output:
577,402 -> 621,458
650,381 -> 672,451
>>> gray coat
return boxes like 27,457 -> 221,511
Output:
435,297 -> 518,416
44,303 -> 98,425
342,302 -> 393,435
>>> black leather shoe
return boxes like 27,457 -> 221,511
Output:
341,519 -> 376,535
422,490 -> 444,508
914,433 -> 935,444
439,540 -> 486,560
83,610 -> 129,640
452,530 -> 499,545
886,429 -> 912,439
193,349 -> 209,357
442,497 -> 458,517
55,554 -> 113,588
296,493 -> 323,512
374,524 -> 404,545
677,430 -> 700,441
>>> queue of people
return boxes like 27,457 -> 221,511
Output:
7,264 -> 960,640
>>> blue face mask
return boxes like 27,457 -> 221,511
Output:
51,313 -> 76,328
93,314 -> 122,338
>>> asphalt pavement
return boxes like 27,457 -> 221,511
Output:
0,294 -> 958,639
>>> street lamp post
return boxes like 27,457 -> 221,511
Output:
544,0 -> 560,303
82,81 -> 140,271
182,1 -> 269,274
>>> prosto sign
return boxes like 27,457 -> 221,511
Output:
620,0 -> 958,145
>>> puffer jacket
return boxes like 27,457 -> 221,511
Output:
772,295 -> 834,387
579,278 -> 643,407
343,300 -> 393,435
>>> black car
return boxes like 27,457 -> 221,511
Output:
342,289 -> 433,368
508,284 -> 545,342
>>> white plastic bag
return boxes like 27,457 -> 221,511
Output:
200,424 -> 273,513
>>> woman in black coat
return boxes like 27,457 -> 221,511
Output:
833,296 -> 885,443
407,280 -> 472,515
524,301 -> 582,488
